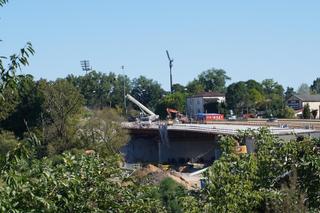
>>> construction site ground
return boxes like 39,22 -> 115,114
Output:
131,164 -> 205,190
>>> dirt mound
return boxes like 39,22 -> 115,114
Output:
132,164 -> 198,189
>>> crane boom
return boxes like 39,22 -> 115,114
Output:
126,94 -> 159,121
166,50 -> 171,61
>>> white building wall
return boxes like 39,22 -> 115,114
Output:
302,102 -> 320,118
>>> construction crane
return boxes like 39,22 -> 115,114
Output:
126,94 -> 159,122
166,50 -> 174,93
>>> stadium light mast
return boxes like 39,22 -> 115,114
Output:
80,60 -> 92,75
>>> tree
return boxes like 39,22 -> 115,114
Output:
248,88 -> 264,110
186,79 -> 204,95
77,108 -> 129,156
311,78 -> 320,94
109,74 -> 132,110
0,142 -> 165,212
42,80 -> 84,154
281,106 -> 295,118
0,131 -> 19,157
0,84 -> 19,121
197,68 -> 231,93
261,79 -> 285,117
226,81 -> 249,115
172,83 -> 186,93
297,83 -> 311,95
0,0 -> 34,96
303,104 -> 311,119
131,76 -> 165,110
1,75 -> 45,137
158,178 -> 186,212
261,79 -> 284,97
155,92 -> 187,119
285,87 -> 295,100
67,71 -> 118,109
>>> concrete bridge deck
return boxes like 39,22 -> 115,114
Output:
123,122 -> 320,137
121,122 -> 320,164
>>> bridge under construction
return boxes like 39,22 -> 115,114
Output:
122,94 -> 320,164
121,121 -> 320,164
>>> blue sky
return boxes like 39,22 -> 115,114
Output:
1,1 -> 320,91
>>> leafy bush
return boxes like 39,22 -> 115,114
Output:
0,137 -> 164,212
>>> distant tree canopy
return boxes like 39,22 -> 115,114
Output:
66,71 -> 130,109
285,87 -> 295,100
311,78 -> 320,94
155,92 -> 187,119
131,75 -> 165,110
0,75 -> 44,136
297,83 -> 311,95
225,79 -> 288,117
187,68 -> 230,94
226,80 -> 265,115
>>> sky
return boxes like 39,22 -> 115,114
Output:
1,1 -> 320,91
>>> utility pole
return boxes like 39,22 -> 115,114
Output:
166,50 -> 174,93
122,65 -> 127,115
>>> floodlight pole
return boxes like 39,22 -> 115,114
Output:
122,65 -> 127,115
80,60 -> 91,75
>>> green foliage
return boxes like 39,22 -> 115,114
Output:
77,108 -> 129,156
0,85 -> 19,121
186,79 -> 204,95
2,126 -> 320,212
1,0 -> 34,97
196,129 -> 320,212
226,81 -> 250,115
311,77 -> 320,94
158,178 -> 186,213
285,87 -> 295,100
42,80 -> 84,155
131,75 -> 165,110
0,150 -> 163,212
226,79 -> 286,117
172,83 -> 186,93
205,154 -> 264,212
197,68 -> 231,93
67,71 -> 130,110
1,75 -> 45,136
303,103 -> 311,119
155,92 -> 187,119
0,131 -> 19,159
281,106 -> 295,119
297,83 -> 311,95
0,42 -> 34,98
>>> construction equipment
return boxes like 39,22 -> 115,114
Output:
126,94 -> 159,123
166,50 -> 174,93
166,108 -> 189,124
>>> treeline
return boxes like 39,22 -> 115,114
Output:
3,69 -> 320,140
